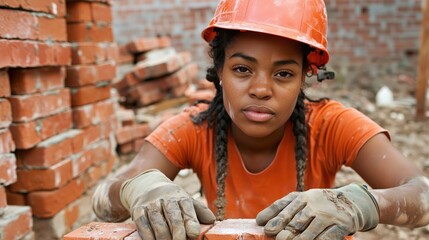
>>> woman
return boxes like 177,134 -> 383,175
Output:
92,0 -> 429,239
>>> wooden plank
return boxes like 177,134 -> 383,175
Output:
416,0 -> 429,120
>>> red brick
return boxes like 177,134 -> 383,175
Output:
158,36 -> 172,48
70,42 -> 118,65
15,130 -> 79,168
0,98 -> 12,129
104,43 -> 119,63
204,219 -> 273,240
84,164 -> 102,190
8,88 -> 70,122
171,82 -> 190,98
0,9 -> 66,41
0,0 -> 66,17
66,1 -> 92,22
71,43 -> 100,65
62,222 -> 215,240
66,63 -> 116,87
118,108 -> 135,126
0,129 -> 15,154
118,141 -> 133,154
28,176 -> 85,218
118,45 -> 134,64
70,124 -> 102,153
64,204 -> 80,233
196,78 -> 216,90
126,37 -> 159,54
122,231 -> 141,240
67,22 -> 114,43
135,88 -> 164,107
115,123 -> 150,144
91,2 -> 113,22
113,71 -> 140,91
37,42 -> 72,66
0,206 -> 33,240
10,158 -> 73,192
63,222 -> 137,240
0,40 -> 71,68
0,9 -> 38,40
9,67 -> 66,95
72,139 -> 111,178
186,89 -> 215,105
127,80 -> 164,105
10,110 -> 72,149
70,84 -> 111,107
72,99 -> 115,129
0,186 -> 6,213
0,70 -> 11,97
37,16 -> 67,41
169,63 -> 198,88
99,116 -> 120,139
32,193 -> 94,239
5,189 -> 26,206
133,51 -> 192,80
0,153 -> 17,186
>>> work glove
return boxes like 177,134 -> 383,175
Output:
256,184 -> 380,240
120,169 -> 216,240
92,177 -> 131,222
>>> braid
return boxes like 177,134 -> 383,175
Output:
290,90 -> 308,191
213,101 -> 230,220
191,29 -> 238,220
192,83 -> 230,220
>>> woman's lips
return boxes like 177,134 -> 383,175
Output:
242,106 -> 274,122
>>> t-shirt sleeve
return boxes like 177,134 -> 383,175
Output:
310,101 -> 390,171
145,106 -> 204,169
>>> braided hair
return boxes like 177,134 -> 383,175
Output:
192,29 -> 314,220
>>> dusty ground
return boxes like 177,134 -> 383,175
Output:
175,76 -> 429,239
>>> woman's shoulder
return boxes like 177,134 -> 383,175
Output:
305,98 -> 347,117
305,98 -> 367,127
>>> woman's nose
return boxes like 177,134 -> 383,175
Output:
248,74 -> 272,100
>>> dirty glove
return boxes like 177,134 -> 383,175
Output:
256,184 -> 379,240
92,177 -> 131,222
120,169 -> 216,240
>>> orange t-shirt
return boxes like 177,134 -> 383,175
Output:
146,100 -> 388,220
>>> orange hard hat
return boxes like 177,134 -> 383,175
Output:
201,0 -> 329,67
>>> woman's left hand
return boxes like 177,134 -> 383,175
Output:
255,184 -> 379,240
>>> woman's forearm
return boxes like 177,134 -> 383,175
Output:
371,176 -> 429,227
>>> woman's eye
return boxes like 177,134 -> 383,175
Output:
233,66 -> 250,73
275,71 -> 292,78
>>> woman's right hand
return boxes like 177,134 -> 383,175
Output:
120,169 -> 216,240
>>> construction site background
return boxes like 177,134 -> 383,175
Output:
0,0 -> 427,239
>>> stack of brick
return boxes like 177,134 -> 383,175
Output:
65,0 -> 120,201
0,0 -> 73,238
0,70 -> 34,240
0,0 -> 120,239
111,37 -> 200,159
115,37 -> 197,108
8,0 -> 123,238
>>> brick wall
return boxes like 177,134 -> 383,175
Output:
1,0 -> 121,239
112,0 -> 422,82
112,0 -> 218,78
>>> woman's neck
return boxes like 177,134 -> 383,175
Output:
231,123 -> 286,173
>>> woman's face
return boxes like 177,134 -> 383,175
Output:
219,31 -> 305,139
